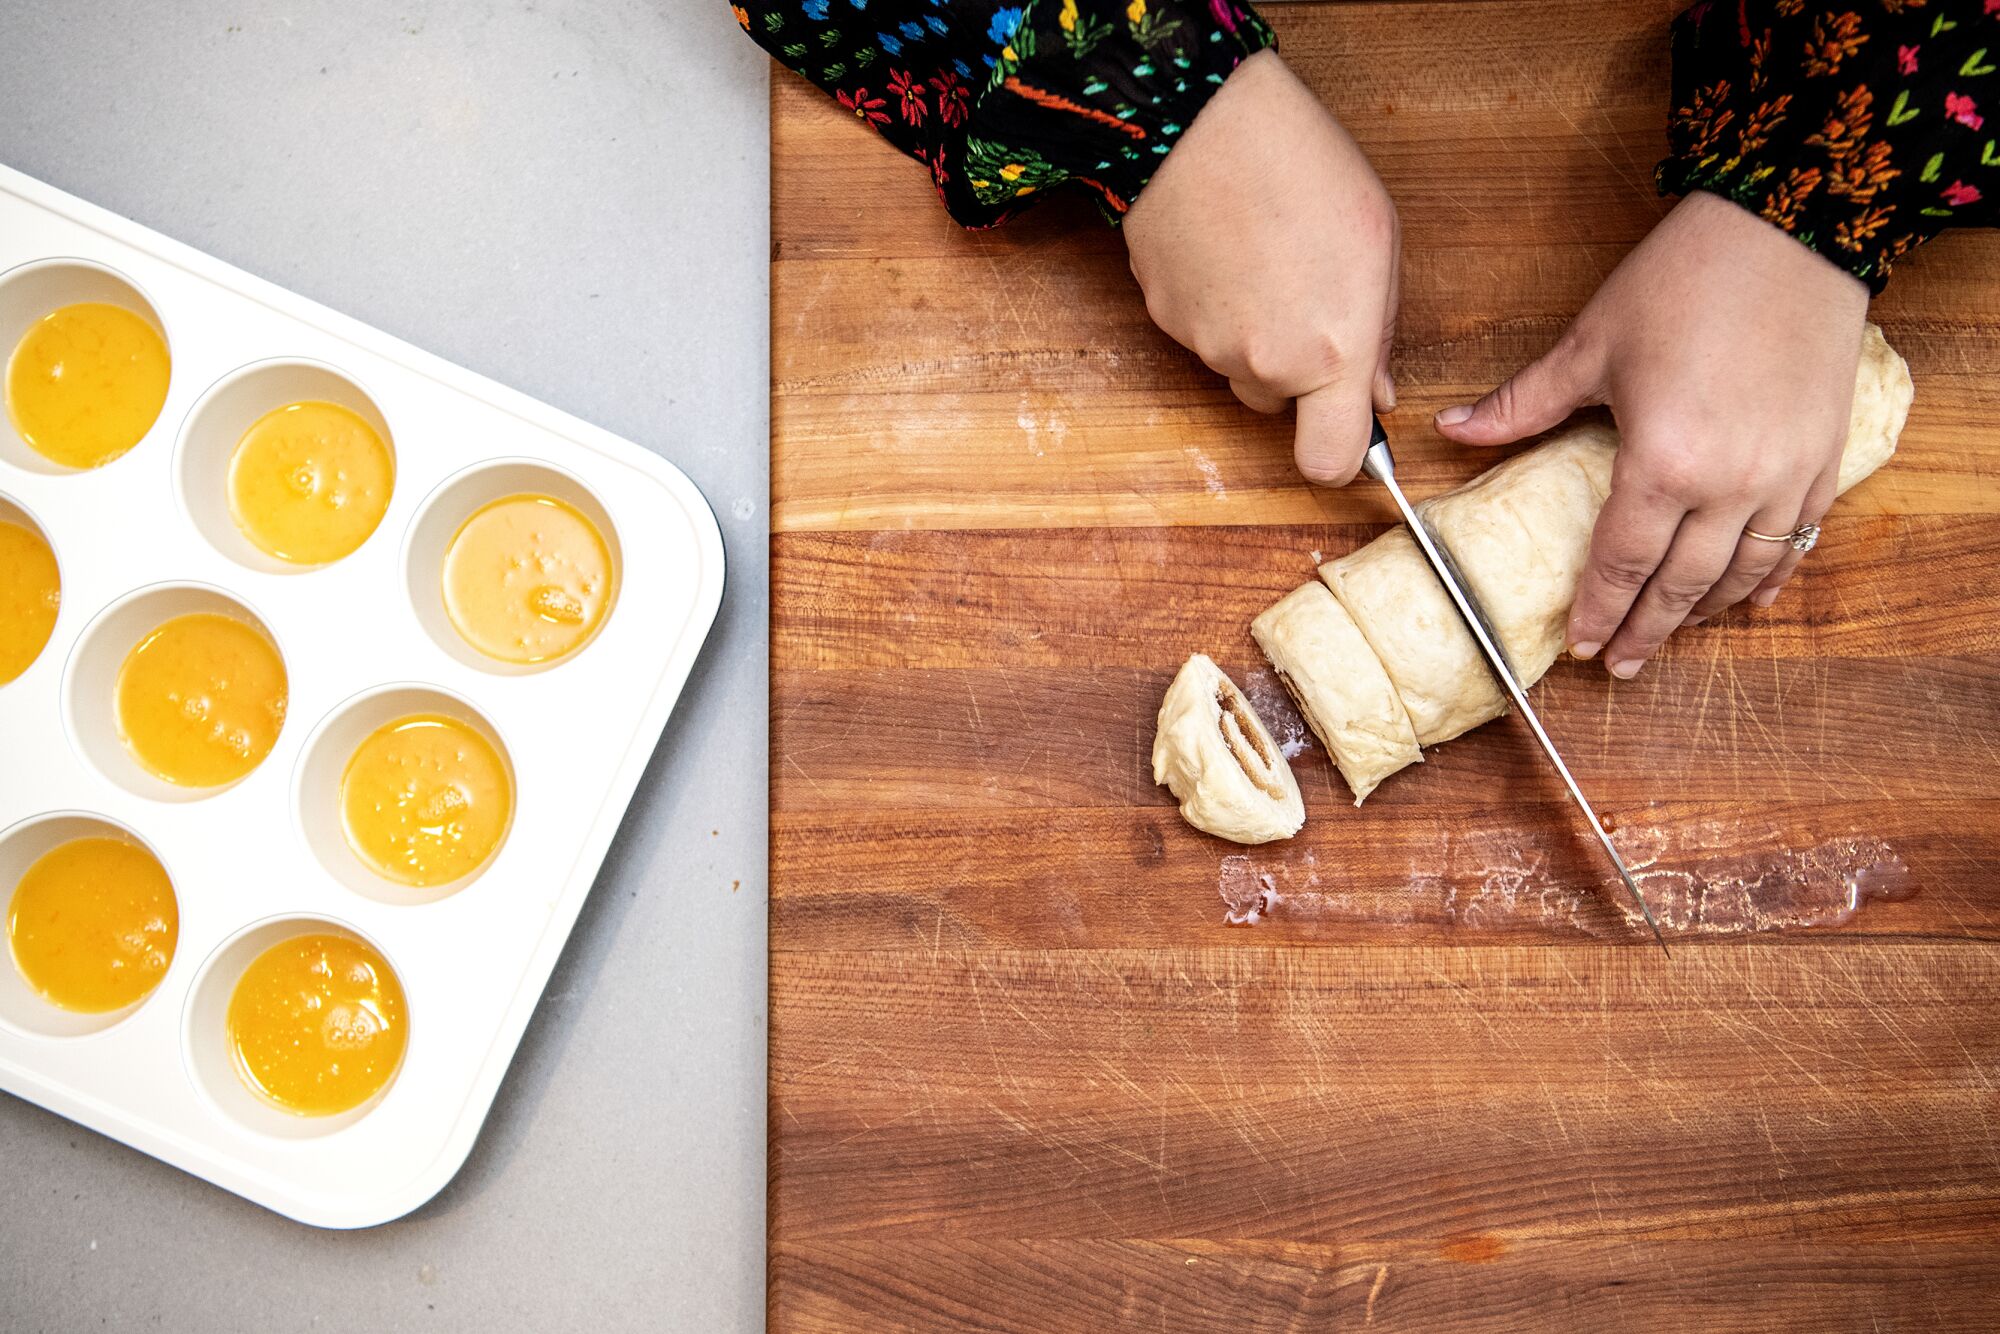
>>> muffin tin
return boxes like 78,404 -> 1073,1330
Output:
0,165 -> 725,1226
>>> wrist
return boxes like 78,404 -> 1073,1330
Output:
1090,14 -> 1277,224
1126,49 -> 1293,239
1679,189 -> 1870,313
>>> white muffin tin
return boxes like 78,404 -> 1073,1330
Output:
0,165 -> 725,1226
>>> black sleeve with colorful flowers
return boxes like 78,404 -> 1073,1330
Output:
1658,1 -> 1999,291
732,0 -> 1274,225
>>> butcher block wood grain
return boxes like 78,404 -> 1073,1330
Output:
767,1 -> 2000,1328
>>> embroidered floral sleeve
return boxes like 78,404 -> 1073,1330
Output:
732,0 -> 1274,225
1658,0 -> 2000,291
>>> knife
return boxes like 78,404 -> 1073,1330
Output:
1359,416 -> 1670,956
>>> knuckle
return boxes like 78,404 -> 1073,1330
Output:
1312,327 -> 1348,370
1240,336 -> 1292,386
1482,377 -> 1523,427
1738,469 -> 1787,502
1642,457 -> 1708,504
1191,336 -> 1237,379
1591,553 -> 1657,592
1305,330 -> 1349,382
1354,190 -> 1397,243
1650,576 -> 1713,608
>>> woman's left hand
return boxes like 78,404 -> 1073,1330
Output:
1431,190 -> 1870,678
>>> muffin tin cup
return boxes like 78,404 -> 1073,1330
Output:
404,458 -> 624,676
0,258 -> 173,475
0,489 -> 53,545
0,490 -> 62,684
61,581 -> 289,804
0,165 -> 724,1227
182,914 -> 409,1140
0,811 -> 178,1040
175,358 -> 398,574
294,683 -> 517,906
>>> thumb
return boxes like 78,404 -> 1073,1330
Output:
1293,372 -> 1375,488
1434,333 -> 1601,447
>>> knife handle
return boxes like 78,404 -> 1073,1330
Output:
1359,414 -> 1393,485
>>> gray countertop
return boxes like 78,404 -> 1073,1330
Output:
0,2 -> 769,1328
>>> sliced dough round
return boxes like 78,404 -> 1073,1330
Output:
1251,582 -> 1421,804
1319,527 -> 1507,747
1151,654 -> 1305,844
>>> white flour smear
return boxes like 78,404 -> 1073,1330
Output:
1212,814 -> 1912,938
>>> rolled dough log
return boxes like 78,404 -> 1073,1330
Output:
1251,582 -> 1422,804
1294,322 -> 1911,799
1413,424 -> 1618,685
1320,528 -> 1508,747
1151,653 -> 1305,844
1836,323 -> 1914,495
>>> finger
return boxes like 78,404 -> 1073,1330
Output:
1687,489 -> 1810,621
1750,465 -> 1840,608
1229,377 -> 1288,415
1293,375 -> 1375,487
1433,330 -> 1603,447
1373,225 -> 1402,414
1566,483 -> 1684,662
1601,509 -> 1746,678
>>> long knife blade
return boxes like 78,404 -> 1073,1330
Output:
1358,417 -> 1669,955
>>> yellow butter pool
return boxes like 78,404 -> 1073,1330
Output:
227,931 -> 408,1116
442,493 -> 615,665
341,712 -> 513,888
116,611 -> 288,788
0,519 -> 60,684
8,836 -> 178,1014
227,399 -> 394,565
6,302 -> 170,469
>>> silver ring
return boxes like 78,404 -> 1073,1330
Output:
1744,521 -> 1820,553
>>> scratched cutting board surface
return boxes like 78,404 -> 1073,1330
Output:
768,2 -> 2000,1329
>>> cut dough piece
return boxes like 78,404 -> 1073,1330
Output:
1320,527 -> 1507,747
1151,654 -> 1305,844
1251,582 -> 1421,804
1415,425 -> 1618,685
1836,322 -> 1913,495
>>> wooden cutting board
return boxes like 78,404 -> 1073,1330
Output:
768,3 -> 2000,1327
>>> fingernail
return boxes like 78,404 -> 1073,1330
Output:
1609,658 -> 1644,679
1435,404 -> 1473,427
1681,614 -> 1706,628
1753,588 -> 1779,608
1569,640 -> 1601,661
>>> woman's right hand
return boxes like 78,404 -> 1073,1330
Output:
1123,49 -> 1400,487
